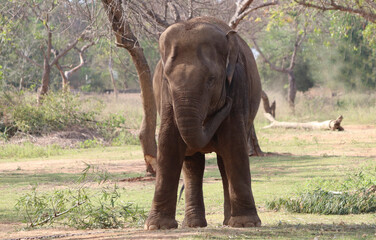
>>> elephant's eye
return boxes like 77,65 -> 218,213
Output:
207,76 -> 215,88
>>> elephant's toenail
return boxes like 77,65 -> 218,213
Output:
148,225 -> 158,230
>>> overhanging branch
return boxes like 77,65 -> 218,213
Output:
295,0 -> 376,23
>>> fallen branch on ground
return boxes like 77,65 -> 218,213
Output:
263,113 -> 344,131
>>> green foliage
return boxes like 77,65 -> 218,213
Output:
294,58 -> 315,92
111,131 -> 140,146
331,16 -> 376,90
1,91 -> 141,147
362,23 -> 376,47
96,113 -> 140,145
266,169 -> 376,215
15,164 -> 146,229
78,138 -> 102,149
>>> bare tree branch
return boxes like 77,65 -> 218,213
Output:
53,40 -> 96,90
138,0 -> 170,28
188,0 -> 194,19
16,50 -> 43,69
230,0 -> 279,29
168,1 -> 181,23
295,0 -> 376,23
251,39 -> 287,73
288,27 -> 307,70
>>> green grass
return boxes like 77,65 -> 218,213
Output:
0,142 -> 64,160
1,134 -> 375,237
0,145 -> 143,163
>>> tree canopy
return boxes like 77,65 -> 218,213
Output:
0,0 -> 375,95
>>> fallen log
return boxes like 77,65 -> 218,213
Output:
263,113 -> 344,131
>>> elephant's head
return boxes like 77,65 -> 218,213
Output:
159,22 -> 239,149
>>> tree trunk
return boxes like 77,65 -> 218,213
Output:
38,58 -> 51,103
287,71 -> 296,110
38,29 -> 52,103
248,124 -> 265,156
128,46 -> 157,175
108,54 -> 118,99
62,73 -> 69,91
19,77 -> 24,91
261,90 -> 276,118
55,62 -> 69,91
101,0 -> 157,175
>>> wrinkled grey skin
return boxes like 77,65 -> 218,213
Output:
145,17 -> 262,230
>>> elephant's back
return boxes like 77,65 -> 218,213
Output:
186,16 -> 232,33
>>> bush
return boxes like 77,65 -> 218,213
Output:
266,169 -> 376,215
266,189 -> 376,215
96,113 -> 140,146
79,138 -> 103,149
1,91 -> 97,135
0,90 -> 141,146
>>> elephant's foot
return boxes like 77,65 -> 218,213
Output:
144,213 -> 178,230
223,216 -> 230,226
227,215 -> 261,228
182,215 -> 207,228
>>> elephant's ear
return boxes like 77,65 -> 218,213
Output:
226,30 -> 240,86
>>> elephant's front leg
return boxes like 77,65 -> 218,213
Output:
144,110 -> 186,230
217,121 -> 261,228
182,153 -> 207,228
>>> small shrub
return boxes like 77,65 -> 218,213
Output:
267,170 -> 376,215
111,131 -> 140,146
96,113 -> 140,146
79,138 -> 102,149
266,188 -> 376,215
15,164 -> 146,229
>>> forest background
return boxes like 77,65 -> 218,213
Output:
1,0 -> 375,100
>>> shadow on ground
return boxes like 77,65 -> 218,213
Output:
3,223 -> 375,240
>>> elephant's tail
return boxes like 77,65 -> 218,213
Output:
178,184 -> 185,203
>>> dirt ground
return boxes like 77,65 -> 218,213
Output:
1,125 -> 376,240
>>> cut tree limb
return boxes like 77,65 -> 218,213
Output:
263,113 -> 344,131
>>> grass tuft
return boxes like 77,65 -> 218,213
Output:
266,169 -> 376,215
266,188 -> 376,215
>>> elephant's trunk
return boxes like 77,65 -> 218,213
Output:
174,97 -> 232,149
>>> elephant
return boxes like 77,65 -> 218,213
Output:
144,16 -> 262,230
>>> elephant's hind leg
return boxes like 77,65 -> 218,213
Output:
217,154 -> 231,225
182,153 -> 207,228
